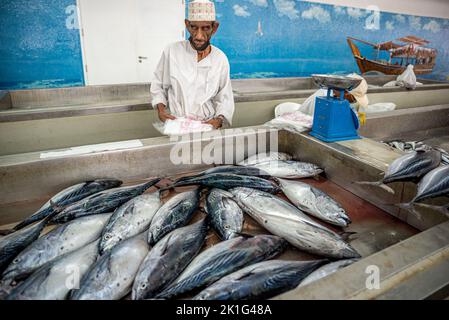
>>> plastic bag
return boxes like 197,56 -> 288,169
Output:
264,110 -> 313,134
153,117 -> 213,136
360,102 -> 397,113
298,89 -> 328,116
396,65 -> 417,90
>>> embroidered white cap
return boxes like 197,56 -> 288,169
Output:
188,0 -> 216,21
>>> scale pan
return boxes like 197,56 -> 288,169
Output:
312,74 -> 362,91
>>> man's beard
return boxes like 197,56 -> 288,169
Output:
189,37 -> 210,52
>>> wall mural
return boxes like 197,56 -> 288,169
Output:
212,0 -> 449,81
0,0 -> 84,90
1,0 -> 448,90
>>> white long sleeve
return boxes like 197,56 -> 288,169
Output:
149,41 -> 235,124
150,49 -> 169,108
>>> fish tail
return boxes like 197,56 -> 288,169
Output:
141,178 -> 162,192
0,229 -> 14,236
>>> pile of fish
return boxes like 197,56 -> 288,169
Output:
356,148 -> 449,218
1,152 -> 362,300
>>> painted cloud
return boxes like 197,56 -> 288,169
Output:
347,7 -> 366,20
301,6 -> 331,24
246,0 -> 268,7
409,16 -> 422,30
233,4 -> 251,17
423,20 -> 441,33
273,0 -> 299,20
386,21 -> 394,31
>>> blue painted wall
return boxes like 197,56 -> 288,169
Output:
211,0 -> 449,81
0,0 -> 84,90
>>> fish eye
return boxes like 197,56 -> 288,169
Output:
105,234 -> 112,240
224,225 -> 230,229
141,283 -> 147,289
13,258 -> 20,264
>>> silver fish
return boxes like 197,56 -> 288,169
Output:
2,213 -> 112,283
132,219 -> 208,300
99,192 -> 161,254
277,179 -> 351,227
0,211 -> 57,275
298,258 -> 359,287
239,152 -> 293,166
147,190 -> 200,245
230,187 -> 360,259
70,235 -> 149,300
194,259 -> 326,300
176,166 -> 271,182
0,179 -> 122,235
206,189 -> 244,240
397,165 -> 449,217
252,160 -> 323,179
6,240 -> 100,300
171,173 -> 280,194
356,149 -> 441,194
52,179 -> 160,224
156,235 -> 287,299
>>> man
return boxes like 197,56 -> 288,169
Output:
150,0 -> 234,130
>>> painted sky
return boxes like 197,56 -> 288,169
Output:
0,0 -> 84,90
210,0 -> 449,80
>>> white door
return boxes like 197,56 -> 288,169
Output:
78,0 -> 185,86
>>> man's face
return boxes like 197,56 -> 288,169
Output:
185,20 -> 219,52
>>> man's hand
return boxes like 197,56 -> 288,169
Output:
203,116 -> 224,129
157,104 -> 176,122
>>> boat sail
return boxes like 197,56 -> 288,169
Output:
256,19 -> 264,37
347,36 -> 437,75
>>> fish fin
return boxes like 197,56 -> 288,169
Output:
48,200 -> 67,214
234,232 -> 255,239
0,229 -> 14,236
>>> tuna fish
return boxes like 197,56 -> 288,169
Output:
298,258 -> 359,287
175,165 -> 271,183
0,179 -> 122,235
277,179 -> 351,227
396,165 -> 449,217
99,192 -> 161,254
52,178 -> 160,224
194,259 -> 326,300
70,234 -> 149,300
6,240 -> 100,300
239,152 -> 293,166
0,211 -> 57,275
156,235 -> 287,299
356,149 -> 441,194
147,189 -> 200,245
251,160 -> 323,179
132,219 -> 208,300
171,173 -> 280,194
1,213 -> 112,283
230,187 -> 360,259
205,189 -> 244,240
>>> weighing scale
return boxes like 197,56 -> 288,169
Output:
309,74 -> 362,143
